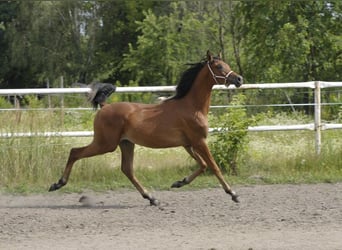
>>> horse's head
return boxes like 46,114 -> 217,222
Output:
206,51 -> 243,88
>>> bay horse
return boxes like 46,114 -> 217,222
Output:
49,51 -> 243,205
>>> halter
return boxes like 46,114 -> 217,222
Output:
207,61 -> 234,85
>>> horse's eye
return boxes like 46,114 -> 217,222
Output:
216,64 -> 223,70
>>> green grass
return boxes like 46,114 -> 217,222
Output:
242,130 -> 342,184
0,110 -> 341,193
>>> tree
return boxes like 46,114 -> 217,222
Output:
91,0 -> 157,84
121,1 -> 240,86
2,1 -> 95,87
0,1 -> 154,88
0,1 -> 19,85
236,1 -> 342,114
238,0 -> 341,83
1,0 -> 340,93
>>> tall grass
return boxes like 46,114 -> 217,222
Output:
244,130 -> 342,183
0,109 -> 341,193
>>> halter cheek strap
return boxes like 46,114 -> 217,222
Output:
207,62 -> 233,85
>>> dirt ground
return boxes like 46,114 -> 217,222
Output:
0,183 -> 341,250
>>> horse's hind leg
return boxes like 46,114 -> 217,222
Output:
49,141 -> 116,191
171,146 -> 207,188
119,140 -> 159,206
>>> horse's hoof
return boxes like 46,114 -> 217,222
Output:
49,179 -> 65,192
150,198 -> 160,206
226,190 -> 239,203
232,194 -> 240,203
171,177 -> 187,188
48,183 -> 58,192
171,181 -> 182,188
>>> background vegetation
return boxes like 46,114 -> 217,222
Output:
0,1 -> 341,192
1,1 -> 341,85
0,1 -> 340,116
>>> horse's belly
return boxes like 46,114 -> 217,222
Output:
123,129 -> 186,148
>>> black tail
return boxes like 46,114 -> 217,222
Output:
73,82 -> 116,109
87,83 -> 116,109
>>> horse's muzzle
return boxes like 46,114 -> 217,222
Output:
234,75 -> 243,87
226,74 -> 243,88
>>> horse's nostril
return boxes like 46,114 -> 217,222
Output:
237,76 -> 243,84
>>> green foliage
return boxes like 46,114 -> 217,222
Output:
239,0 -> 341,83
0,0 -> 341,122
24,95 -> 44,109
0,1 -> 157,87
121,2 -> 221,86
0,97 -> 12,108
209,94 -> 255,175
1,1 -> 340,90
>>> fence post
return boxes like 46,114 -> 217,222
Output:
314,81 -> 321,155
60,76 -> 64,127
47,79 -> 51,109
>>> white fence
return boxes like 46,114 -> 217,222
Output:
1,81 -> 342,154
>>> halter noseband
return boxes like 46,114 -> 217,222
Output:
207,61 -> 234,85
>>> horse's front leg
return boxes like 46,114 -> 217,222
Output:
171,146 -> 207,188
119,140 -> 159,206
192,140 -> 239,203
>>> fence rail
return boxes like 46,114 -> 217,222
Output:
2,122 -> 341,139
1,81 -> 342,154
0,82 -> 324,96
0,81 -> 341,96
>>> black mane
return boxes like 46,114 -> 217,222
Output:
167,60 -> 206,100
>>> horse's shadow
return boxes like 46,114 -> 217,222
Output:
0,202 -> 136,210
0,204 -> 135,210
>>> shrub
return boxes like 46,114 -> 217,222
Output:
209,94 -> 255,175
0,97 -> 12,108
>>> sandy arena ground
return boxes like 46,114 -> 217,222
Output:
0,183 -> 341,250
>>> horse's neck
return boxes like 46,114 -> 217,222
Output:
184,68 -> 214,115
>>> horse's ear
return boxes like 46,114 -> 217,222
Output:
206,50 -> 213,62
